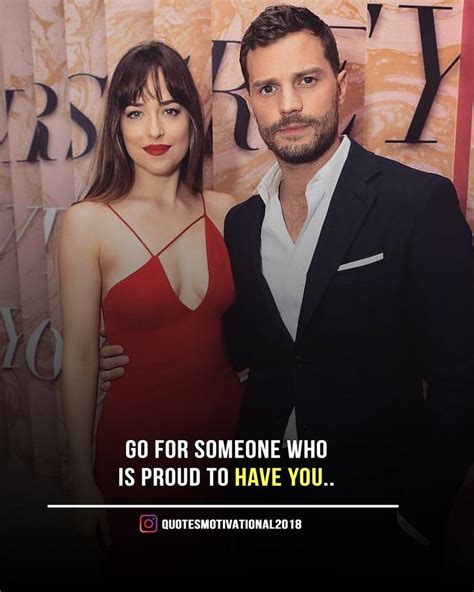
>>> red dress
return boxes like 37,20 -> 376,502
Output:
94,196 -> 242,572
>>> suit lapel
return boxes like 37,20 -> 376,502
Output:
245,197 -> 295,350
295,141 -> 380,343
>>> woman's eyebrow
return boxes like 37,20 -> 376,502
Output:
127,99 -> 176,107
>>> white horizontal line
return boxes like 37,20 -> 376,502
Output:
48,504 -> 399,509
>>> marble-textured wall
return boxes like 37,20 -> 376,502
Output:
364,1 -> 462,177
0,0 -> 473,479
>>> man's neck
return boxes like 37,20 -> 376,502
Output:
278,136 -> 342,203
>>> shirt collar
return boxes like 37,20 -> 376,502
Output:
258,134 -> 351,205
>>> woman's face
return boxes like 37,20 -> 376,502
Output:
120,68 -> 190,181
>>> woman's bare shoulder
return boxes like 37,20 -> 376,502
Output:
202,190 -> 238,234
65,199 -> 111,220
61,200 -> 110,244
203,190 -> 237,227
203,190 -> 237,210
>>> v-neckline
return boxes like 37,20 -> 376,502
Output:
102,215 -> 212,313
155,216 -> 211,313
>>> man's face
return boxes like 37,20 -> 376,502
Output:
245,30 -> 347,164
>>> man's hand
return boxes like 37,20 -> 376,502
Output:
98,325 -> 129,391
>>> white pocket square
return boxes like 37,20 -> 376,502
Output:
338,252 -> 384,271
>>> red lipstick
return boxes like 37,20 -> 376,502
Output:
143,144 -> 171,156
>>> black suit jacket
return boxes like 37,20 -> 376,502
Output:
223,140 -> 474,538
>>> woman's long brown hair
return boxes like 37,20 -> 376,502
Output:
83,41 -> 205,202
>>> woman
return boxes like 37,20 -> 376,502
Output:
58,41 -> 242,567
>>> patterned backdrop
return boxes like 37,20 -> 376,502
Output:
0,0 -> 473,484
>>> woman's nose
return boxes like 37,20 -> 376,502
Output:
146,114 -> 164,139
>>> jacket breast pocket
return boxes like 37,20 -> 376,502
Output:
334,253 -> 385,284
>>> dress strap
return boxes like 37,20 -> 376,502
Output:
155,193 -> 207,257
156,213 -> 205,257
106,203 -> 153,256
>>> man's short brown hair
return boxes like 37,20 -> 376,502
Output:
240,5 -> 340,91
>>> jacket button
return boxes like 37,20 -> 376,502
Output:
295,354 -> 304,368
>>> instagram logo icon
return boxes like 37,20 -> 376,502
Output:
139,514 -> 158,533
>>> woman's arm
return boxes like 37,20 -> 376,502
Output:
59,202 -> 102,489
59,202 -> 111,546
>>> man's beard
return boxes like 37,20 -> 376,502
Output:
257,92 -> 340,165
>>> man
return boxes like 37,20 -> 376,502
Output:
99,5 -> 474,572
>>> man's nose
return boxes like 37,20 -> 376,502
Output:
279,86 -> 303,115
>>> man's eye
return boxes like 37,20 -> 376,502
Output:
126,110 -> 142,119
260,85 -> 275,95
301,76 -> 316,85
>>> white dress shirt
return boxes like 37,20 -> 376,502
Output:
258,135 -> 351,442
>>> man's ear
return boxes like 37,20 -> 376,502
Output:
337,69 -> 348,106
243,90 -> 255,118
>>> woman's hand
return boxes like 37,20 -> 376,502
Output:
72,481 -> 112,548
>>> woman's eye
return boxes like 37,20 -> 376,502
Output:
164,108 -> 180,116
126,110 -> 142,119
259,85 -> 275,95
